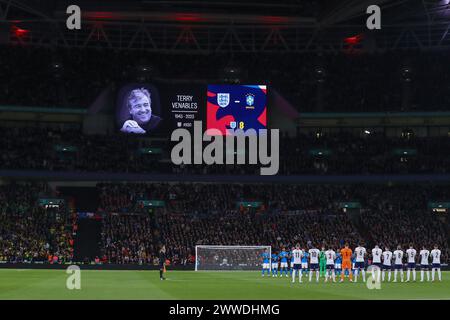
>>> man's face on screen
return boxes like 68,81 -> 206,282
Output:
129,94 -> 152,125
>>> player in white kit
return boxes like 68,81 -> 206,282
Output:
382,247 -> 393,282
430,245 -> 442,282
405,244 -> 417,282
291,244 -> 303,283
324,247 -> 336,283
354,244 -> 367,283
419,246 -> 430,282
393,245 -> 404,282
308,246 -> 321,283
371,244 -> 383,283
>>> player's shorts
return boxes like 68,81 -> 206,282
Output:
394,264 -> 403,270
301,263 -> 308,269
280,262 -> 288,268
407,263 -> 416,269
342,261 -> 351,269
292,263 -> 302,270
372,262 -> 382,268
326,264 -> 335,270
355,261 -> 365,269
262,263 -> 270,269
310,263 -> 319,270
271,263 -> 278,269
382,264 -> 392,270
420,264 -> 429,270
335,264 -> 342,270
432,263 -> 441,269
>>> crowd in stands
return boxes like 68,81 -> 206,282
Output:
1,46 -> 450,112
0,184 -> 73,263
0,181 -> 448,265
97,183 -> 450,265
1,126 -> 449,175
100,213 -> 158,264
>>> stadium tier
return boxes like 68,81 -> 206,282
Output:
1,48 -> 450,112
1,127 -> 450,175
0,182 -> 448,266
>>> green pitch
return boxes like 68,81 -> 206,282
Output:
0,269 -> 449,300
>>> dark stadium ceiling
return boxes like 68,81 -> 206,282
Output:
0,0 -> 437,24
1,0 -> 449,52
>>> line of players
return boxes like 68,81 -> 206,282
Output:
261,243 -> 443,283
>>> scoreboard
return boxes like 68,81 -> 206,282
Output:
206,85 -> 267,135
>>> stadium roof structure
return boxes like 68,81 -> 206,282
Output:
1,0 -> 450,52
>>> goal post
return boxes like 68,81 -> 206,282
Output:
195,245 -> 271,271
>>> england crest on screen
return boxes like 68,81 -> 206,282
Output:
217,93 -> 230,108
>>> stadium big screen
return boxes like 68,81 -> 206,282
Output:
115,83 -> 268,136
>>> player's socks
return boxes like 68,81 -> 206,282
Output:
406,269 -> 410,281
400,271 -> 404,282
309,271 -> 313,282
332,271 -> 336,282
374,269 -> 380,283
438,269 -> 442,281
316,270 -> 320,282
299,272 -> 303,283
420,270 -> 424,281
361,270 -> 366,282
394,270 -> 398,282
412,270 -> 416,281
388,271 -> 391,282
426,270 -> 430,281
292,270 -> 296,283
382,270 -> 385,281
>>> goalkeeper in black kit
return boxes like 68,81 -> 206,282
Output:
159,245 -> 167,280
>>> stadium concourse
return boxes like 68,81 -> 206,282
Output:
0,182 -> 448,267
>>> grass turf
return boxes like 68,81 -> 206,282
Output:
0,269 -> 449,300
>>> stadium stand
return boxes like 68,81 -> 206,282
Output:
3,182 -> 447,266
1,47 -> 450,112
1,127 -> 449,175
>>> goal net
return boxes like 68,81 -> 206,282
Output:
195,245 -> 271,271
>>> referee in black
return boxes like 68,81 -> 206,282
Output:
159,245 -> 166,280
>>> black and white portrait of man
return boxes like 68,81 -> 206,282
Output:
119,87 -> 162,134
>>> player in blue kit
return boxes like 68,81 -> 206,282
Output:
261,249 -> 270,277
351,256 -> 356,277
335,252 -> 342,277
271,252 -> 279,277
301,250 -> 309,276
279,248 -> 289,277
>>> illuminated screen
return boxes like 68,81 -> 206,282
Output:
116,83 -> 163,135
207,85 -> 267,135
116,83 -> 205,135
